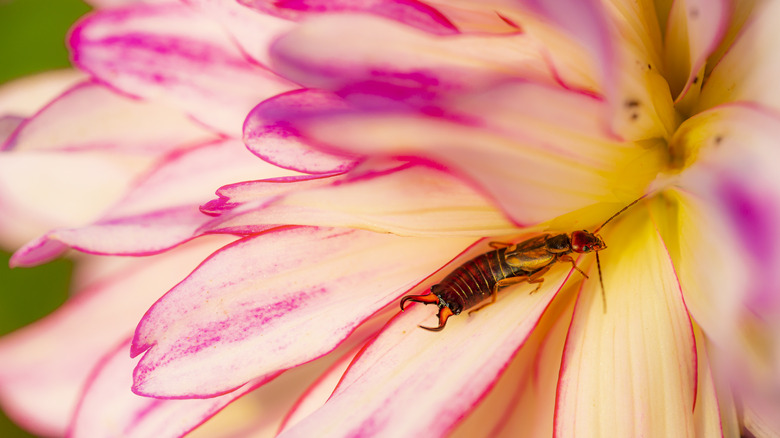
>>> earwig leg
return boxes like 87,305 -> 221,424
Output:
526,266 -> 551,294
469,275 -> 529,315
488,241 -> 513,249
419,307 -> 454,332
559,255 -> 588,279
400,293 -> 440,311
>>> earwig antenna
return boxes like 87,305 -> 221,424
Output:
593,194 -> 648,233
596,252 -> 606,313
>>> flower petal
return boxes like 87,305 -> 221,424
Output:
69,340 -> 273,438
278,262 -> 572,437
131,227 -> 475,397
0,237 -> 231,437
698,1 -> 780,112
208,164 -> 518,237
269,13 -> 552,96
284,82 -> 661,225
663,0 -> 729,103
0,69 -> 85,117
185,0 -> 297,67
243,89 -> 359,173
554,205 -> 697,437
0,151 -> 150,250
240,0 -> 457,35
3,81 -> 217,154
10,139 -> 291,266
70,2 -> 295,135
451,283 -> 575,438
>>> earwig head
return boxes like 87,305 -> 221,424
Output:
570,230 -> 606,253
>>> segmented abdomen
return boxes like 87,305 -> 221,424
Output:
432,248 -> 531,315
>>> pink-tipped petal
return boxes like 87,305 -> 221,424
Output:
0,236 -> 233,437
278,263 -> 572,438
269,14 -> 552,96
555,207 -> 697,437
243,89 -> 359,173
131,227 -> 476,397
9,140 -> 292,265
240,0 -> 457,35
3,81 -> 217,154
70,3 -> 296,135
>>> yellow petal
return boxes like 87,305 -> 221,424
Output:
555,204 -> 697,437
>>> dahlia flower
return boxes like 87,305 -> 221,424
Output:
2,0 -> 780,437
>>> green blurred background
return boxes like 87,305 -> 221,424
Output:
1,0 -> 91,436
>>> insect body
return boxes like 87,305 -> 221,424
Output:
400,197 -> 644,331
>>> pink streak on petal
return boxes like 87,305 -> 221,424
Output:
69,339 -> 275,438
240,0 -> 457,35
9,139 -> 292,264
0,237 -> 232,437
2,81 -> 217,154
670,0 -> 730,102
69,3 -> 295,135
279,264 -> 573,438
244,89 -> 359,174
131,227 -> 476,397
513,0 -> 615,100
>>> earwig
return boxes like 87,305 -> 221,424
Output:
400,197 -> 645,331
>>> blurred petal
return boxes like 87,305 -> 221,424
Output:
0,151 -> 150,250
555,207 -> 697,437
269,14 -> 552,95
183,0 -> 297,66
279,263 -> 572,437
70,340 -> 273,438
240,0 -> 458,35
283,82 -> 662,225
692,326 -> 731,438
131,227 -> 475,397
10,140 -> 292,266
3,81 -> 217,153
0,236 -> 232,436
0,69 -> 85,118
70,2 -> 295,135
663,0 -> 729,103
698,1 -> 780,112
208,164 -> 518,237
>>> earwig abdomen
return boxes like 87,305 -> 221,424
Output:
432,248 -> 531,315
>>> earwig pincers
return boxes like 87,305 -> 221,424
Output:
400,197 -> 645,331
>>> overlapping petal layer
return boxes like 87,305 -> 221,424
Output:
206,164 -> 519,237
11,139 -> 291,266
555,206 -> 697,437
278,263 -> 572,437
131,227 -> 476,397
70,2 -> 295,135
264,81 -> 662,225
0,237 -> 232,436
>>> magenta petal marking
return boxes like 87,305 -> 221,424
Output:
69,340 -> 275,438
244,89 -> 359,173
131,227 -> 476,397
69,3 -> 295,135
240,0 -> 457,34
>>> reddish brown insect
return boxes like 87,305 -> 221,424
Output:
400,197 -> 644,331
